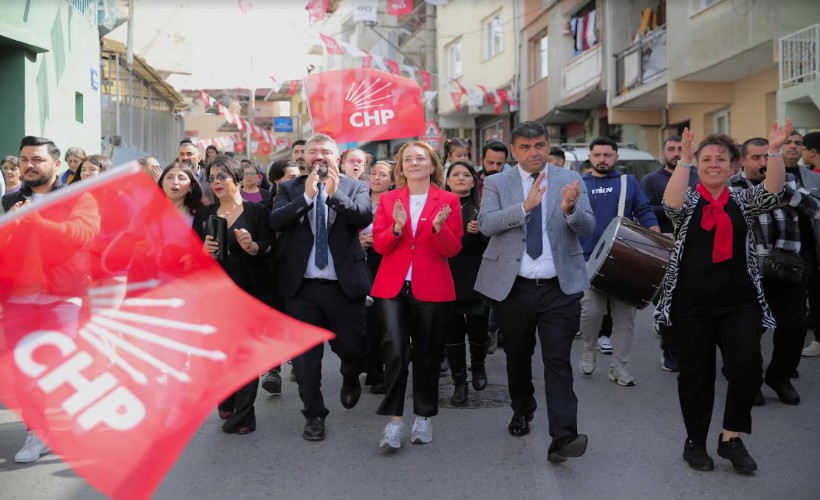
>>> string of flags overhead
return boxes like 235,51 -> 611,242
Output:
196,90 -> 291,154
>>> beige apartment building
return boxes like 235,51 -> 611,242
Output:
605,0 -> 819,155
520,0 -> 613,146
436,0 -> 518,157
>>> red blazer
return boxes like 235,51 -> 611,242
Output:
371,185 -> 463,302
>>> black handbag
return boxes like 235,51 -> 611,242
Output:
762,247 -> 804,284
753,218 -> 804,284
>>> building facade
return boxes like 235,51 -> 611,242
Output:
0,0 -> 102,158
436,0 -> 518,158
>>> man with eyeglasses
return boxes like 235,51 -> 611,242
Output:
577,137 -> 658,387
270,133 -> 372,441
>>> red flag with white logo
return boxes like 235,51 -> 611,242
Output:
387,0 -> 413,15
0,165 -> 332,499
385,58 -> 401,75
305,68 -> 425,143
420,70 -> 432,92
319,34 -> 345,55
306,0 -> 328,24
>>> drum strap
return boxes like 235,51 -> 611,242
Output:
617,174 -> 628,217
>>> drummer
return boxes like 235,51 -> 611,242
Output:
578,137 -> 659,387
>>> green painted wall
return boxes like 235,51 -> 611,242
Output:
0,45 -> 28,158
0,0 -> 101,159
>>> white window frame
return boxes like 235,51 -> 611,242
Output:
483,12 -> 504,60
448,39 -> 463,78
539,34 -> 549,79
691,0 -> 723,16
713,109 -> 730,135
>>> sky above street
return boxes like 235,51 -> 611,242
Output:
107,1 -> 320,90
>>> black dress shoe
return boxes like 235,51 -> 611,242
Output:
683,439 -> 714,471
717,434 -> 757,473
547,434 -> 588,463
369,382 -> 386,394
303,417 -> 326,441
508,413 -> 534,437
765,379 -> 800,405
752,389 -> 765,407
472,365 -> 488,391
340,379 -> 362,409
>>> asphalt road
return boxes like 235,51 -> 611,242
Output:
1,306 -> 818,500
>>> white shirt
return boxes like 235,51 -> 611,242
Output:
405,193 -> 428,281
517,168 -> 557,279
303,188 -> 338,280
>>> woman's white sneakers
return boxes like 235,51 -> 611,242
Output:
410,417 -> 433,444
380,422 -> 404,449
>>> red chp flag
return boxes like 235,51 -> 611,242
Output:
305,68 -> 425,143
319,33 -> 345,55
0,165 -> 332,500
387,0 -> 413,15
306,0 -> 328,24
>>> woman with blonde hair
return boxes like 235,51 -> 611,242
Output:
370,141 -> 463,449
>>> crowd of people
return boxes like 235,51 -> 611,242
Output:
1,121 -> 818,475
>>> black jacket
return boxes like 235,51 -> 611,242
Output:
449,197 -> 489,301
193,201 -> 276,307
270,176 -> 372,299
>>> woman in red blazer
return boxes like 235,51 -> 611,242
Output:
371,141 -> 463,449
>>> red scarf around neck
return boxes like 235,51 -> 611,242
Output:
696,183 -> 733,263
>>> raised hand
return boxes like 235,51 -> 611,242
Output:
680,128 -> 695,164
324,162 -> 340,198
523,171 -> 546,212
768,118 -> 793,151
393,200 -> 408,233
304,165 -> 319,199
432,203 -> 452,232
560,180 -> 580,214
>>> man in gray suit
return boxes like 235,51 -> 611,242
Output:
475,121 -> 595,464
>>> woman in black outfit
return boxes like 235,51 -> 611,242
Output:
655,121 -> 791,473
444,161 -> 490,405
194,154 -> 275,435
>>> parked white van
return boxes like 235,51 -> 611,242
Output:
559,143 -> 661,182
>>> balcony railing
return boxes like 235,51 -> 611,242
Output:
779,24 -> 819,89
65,0 -> 97,24
614,26 -> 667,96
563,44 -> 602,98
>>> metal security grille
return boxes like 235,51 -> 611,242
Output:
779,24 -> 820,89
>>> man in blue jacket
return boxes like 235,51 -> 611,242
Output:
578,137 -> 659,387
640,135 -> 700,234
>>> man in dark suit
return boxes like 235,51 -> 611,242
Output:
270,133 -> 372,441
475,121 -> 595,464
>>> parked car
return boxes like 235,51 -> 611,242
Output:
559,143 -> 661,182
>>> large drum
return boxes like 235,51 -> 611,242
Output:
586,217 -> 674,309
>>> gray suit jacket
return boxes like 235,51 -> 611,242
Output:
474,164 -> 595,300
